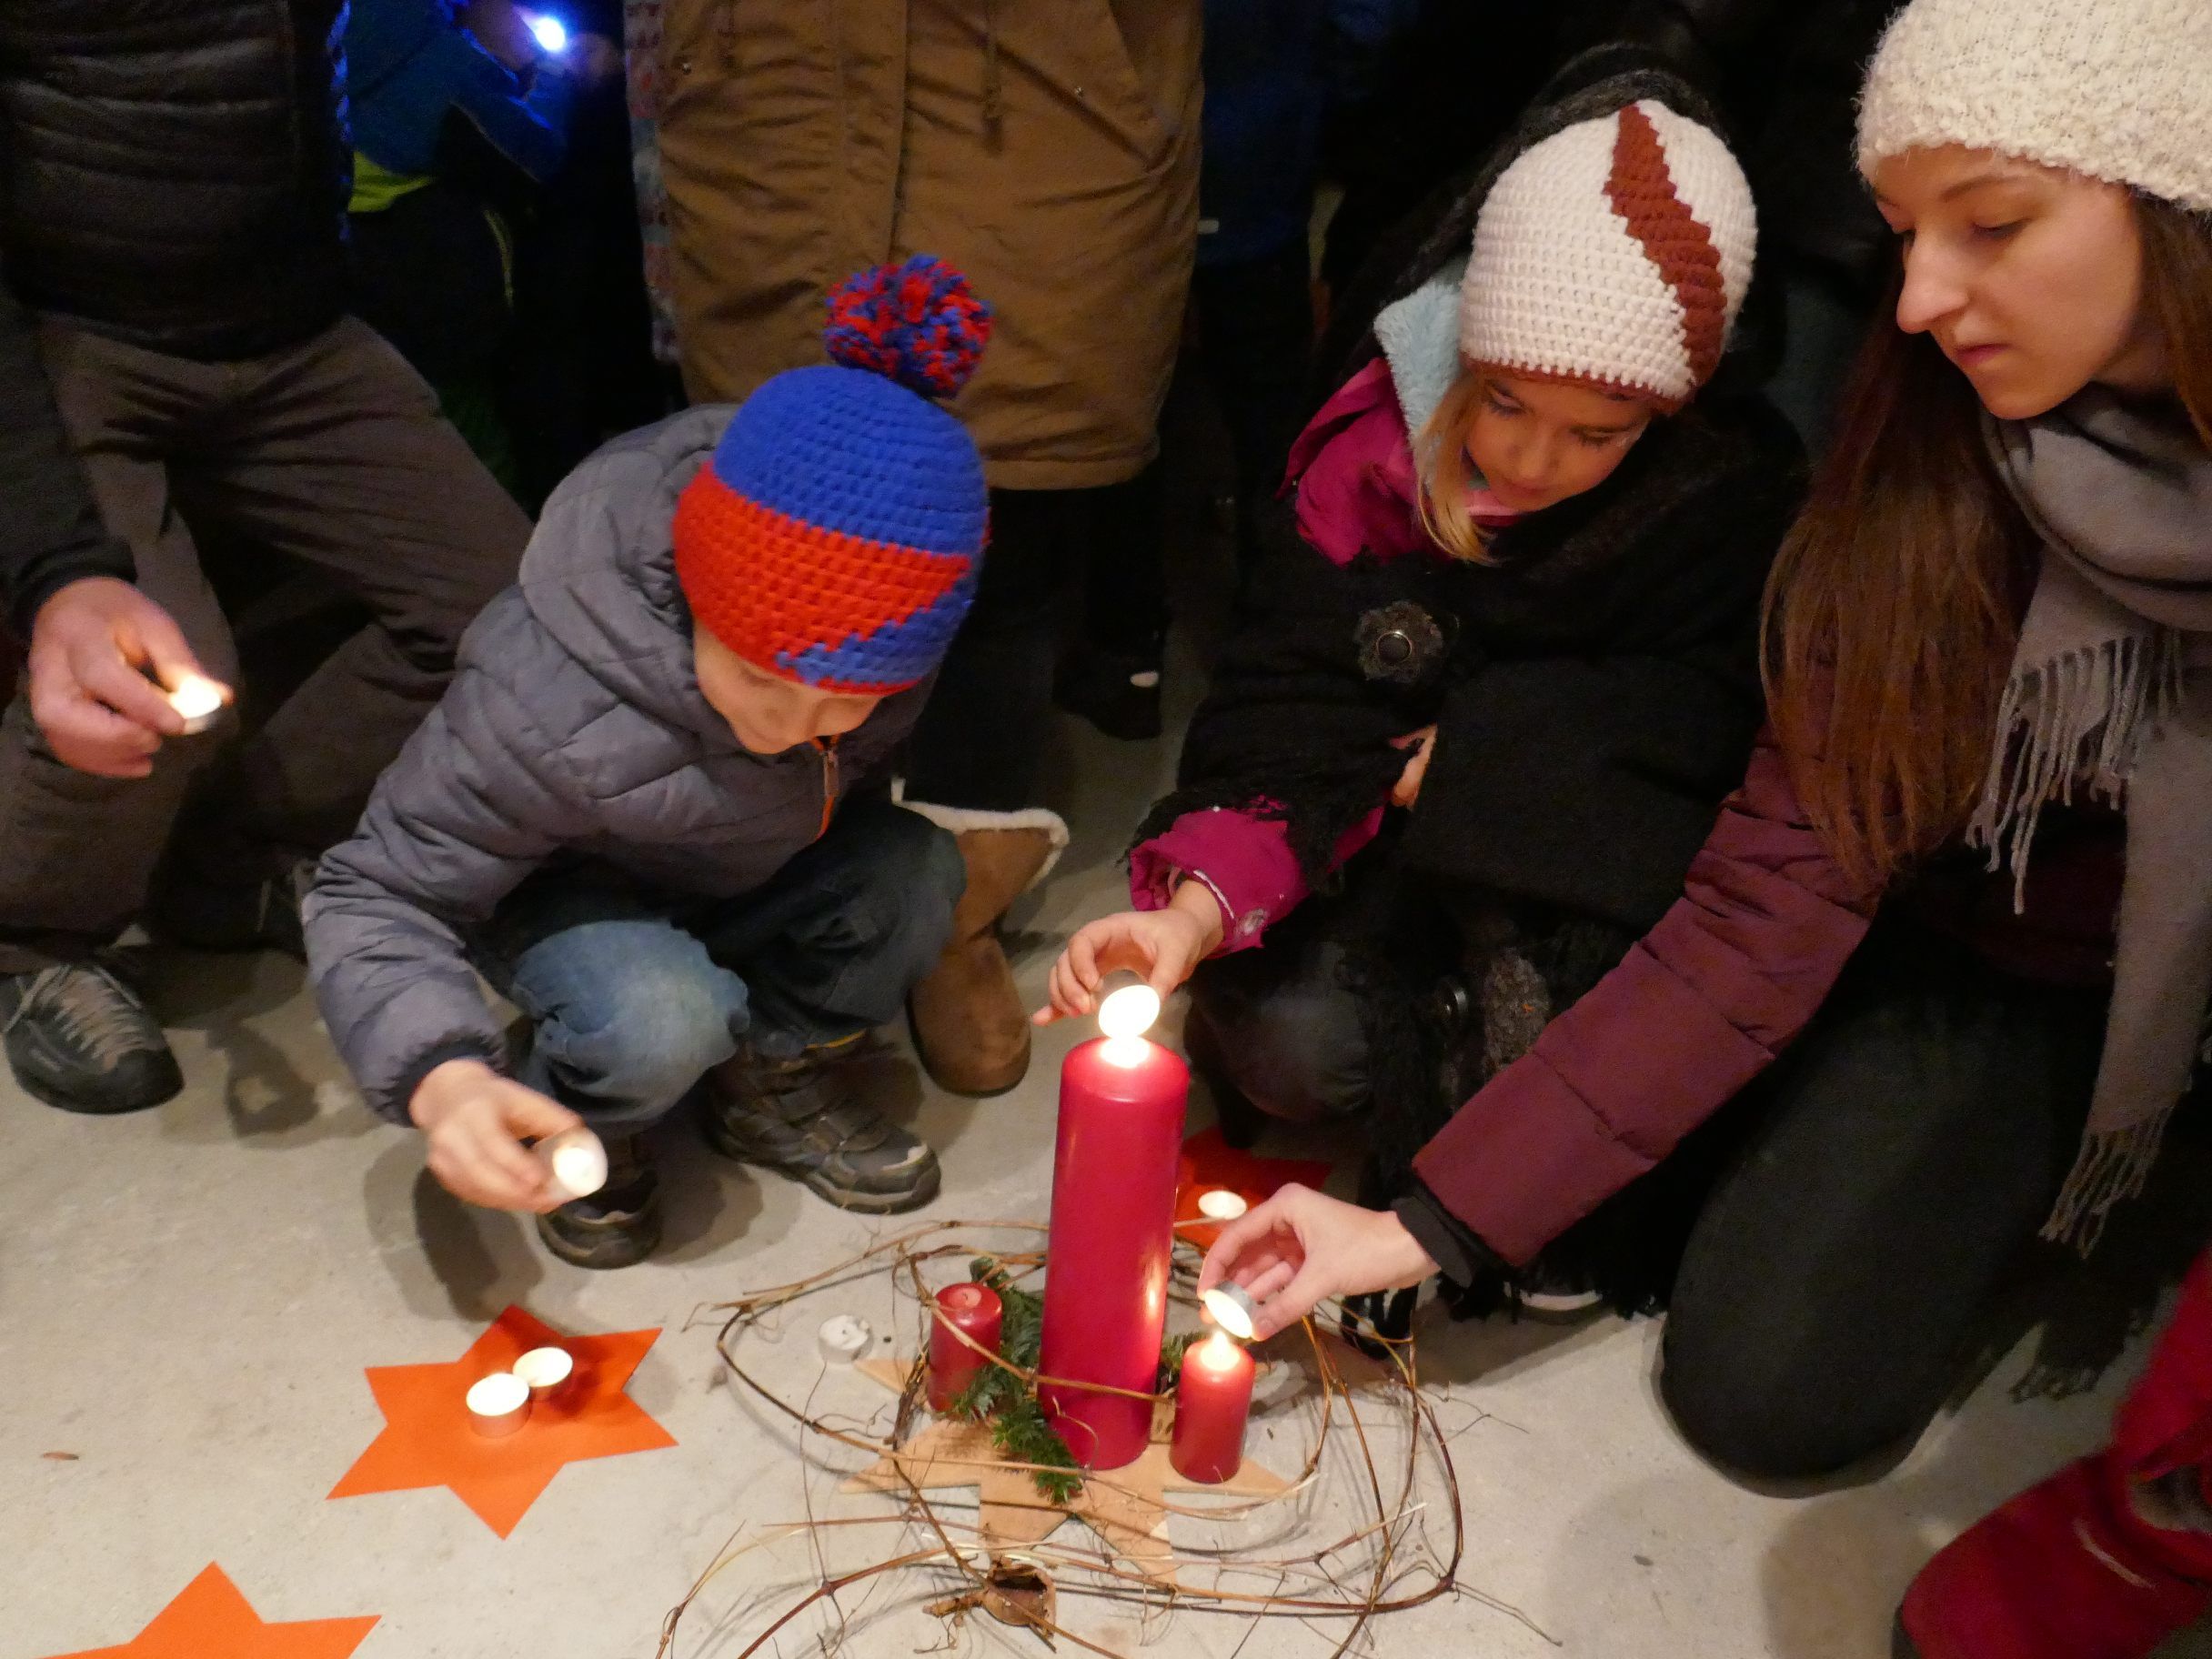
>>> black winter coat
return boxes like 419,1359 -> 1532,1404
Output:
0,0 -> 351,361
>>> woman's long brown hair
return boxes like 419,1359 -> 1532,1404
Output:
1761,196 -> 2212,891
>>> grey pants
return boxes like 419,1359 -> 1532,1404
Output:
0,317 -> 528,970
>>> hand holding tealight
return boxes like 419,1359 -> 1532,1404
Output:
1036,880 -> 1223,1027
1197,1184 -> 1439,1342
410,1058 -> 584,1212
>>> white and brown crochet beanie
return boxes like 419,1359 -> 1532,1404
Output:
1459,99 -> 1756,411
1857,0 -> 2212,211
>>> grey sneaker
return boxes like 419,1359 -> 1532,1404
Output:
701,1040 -> 940,1213
534,1137 -> 662,1270
0,958 -> 183,1114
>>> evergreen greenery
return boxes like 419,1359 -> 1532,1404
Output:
944,1255 -> 1198,1503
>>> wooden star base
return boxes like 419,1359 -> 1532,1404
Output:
841,1357 -> 1289,1585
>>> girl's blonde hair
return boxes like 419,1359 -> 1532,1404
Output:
1413,368 -> 1502,564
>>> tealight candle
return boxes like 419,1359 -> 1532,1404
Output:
817,1315 -> 873,1365
1196,1189 -> 1249,1222
1170,1329 -> 1255,1483
1200,1282 -> 1260,1342
536,1127 -> 608,1200
466,1371 -> 530,1437
166,673 -> 226,735
512,1345 -> 573,1398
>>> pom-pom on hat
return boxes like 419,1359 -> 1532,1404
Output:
674,256 -> 991,695
1855,0 -> 2212,212
1459,99 -> 1756,410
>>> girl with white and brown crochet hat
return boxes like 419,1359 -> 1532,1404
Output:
1118,0 -> 2202,1515
1039,55 -> 1806,1342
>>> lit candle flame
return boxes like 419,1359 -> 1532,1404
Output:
1097,980 -> 1160,1041
1200,1328 -> 1242,1368
166,674 -> 226,723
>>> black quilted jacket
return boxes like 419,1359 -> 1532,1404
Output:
0,0 -> 351,361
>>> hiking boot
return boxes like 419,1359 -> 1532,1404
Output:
153,856 -> 312,960
1054,643 -> 1163,741
535,1137 -> 662,1269
702,1040 -> 940,1212
0,958 -> 183,1114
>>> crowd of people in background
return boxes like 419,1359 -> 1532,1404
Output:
1,2 -> 2208,1655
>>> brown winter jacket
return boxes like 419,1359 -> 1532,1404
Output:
655,0 -> 1202,491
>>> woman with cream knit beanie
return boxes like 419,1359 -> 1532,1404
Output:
1785,0 -> 2212,1654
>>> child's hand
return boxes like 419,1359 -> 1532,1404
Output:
409,1059 -> 582,1212
1035,881 -> 1225,1025
1391,725 -> 1437,809
1197,1184 -> 1440,1341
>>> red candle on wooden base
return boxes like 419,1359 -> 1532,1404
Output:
926,1282 -> 1004,1412
1038,982 -> 1189,1470
1170,1330 -> 1255,1483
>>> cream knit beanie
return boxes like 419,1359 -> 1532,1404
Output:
1857,0 -> 2212,211
1459,99 -> 1757,411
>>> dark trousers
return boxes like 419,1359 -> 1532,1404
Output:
902,467 -> 1166,811
1193,238 -> 1315,561
471,799 -> 964,1134
1193,910 -> 2106,1479
0,317 -> 528,971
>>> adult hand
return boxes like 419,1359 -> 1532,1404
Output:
409,1058 -> 582,1212
1198,1183 -> 1439,1341
1036,880 -> 1225,1024
1391,724 -> 1437,809
26,577 -> 227,779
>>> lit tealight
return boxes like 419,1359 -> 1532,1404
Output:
1196,1189 -> 1249,1222
1097,973 -> 1161,1042
466,1371 -> 531,1437
525,11 -> 568,53
166,674 -> 226,735
1200,1282 -> 1260,1342
537,1127 -> 608,1200
512,1346 -> 573,1398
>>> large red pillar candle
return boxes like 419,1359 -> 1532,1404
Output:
926,1282 -> 1004,1412
1169,1330 -> 1255,1483
1038,1033 -> 1189,1470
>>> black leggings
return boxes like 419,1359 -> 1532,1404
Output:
1191,914 -> 2106,1480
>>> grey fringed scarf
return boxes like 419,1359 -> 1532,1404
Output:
1974,390 -> 2212,1246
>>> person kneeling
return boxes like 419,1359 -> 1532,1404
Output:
304,258 -> 991,1268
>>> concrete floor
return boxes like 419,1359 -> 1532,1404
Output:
4,689 -> 2190,1659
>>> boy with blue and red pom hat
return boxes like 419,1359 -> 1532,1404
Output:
302,257 -> 992,1268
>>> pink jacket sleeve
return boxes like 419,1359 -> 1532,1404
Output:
1413,728 -> 1881,1264
1130,806 -> 1386,952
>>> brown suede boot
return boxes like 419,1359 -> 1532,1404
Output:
902,808 -> 1066,1095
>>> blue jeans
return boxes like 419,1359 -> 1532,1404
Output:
472,799 -> 963,1133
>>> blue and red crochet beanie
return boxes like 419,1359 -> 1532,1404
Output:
674,256 -> 991,694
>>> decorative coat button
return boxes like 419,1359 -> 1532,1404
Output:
1355,601 -> 1445,685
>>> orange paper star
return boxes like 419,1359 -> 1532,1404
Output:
329,1304 -> 675,1537
1175,1128 -> 1334,1251
43,1563 -> 377,1659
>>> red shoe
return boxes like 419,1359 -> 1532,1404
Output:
1895,1457 -> 2212,1658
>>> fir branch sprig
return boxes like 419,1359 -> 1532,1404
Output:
944,1254 -> 1205,1503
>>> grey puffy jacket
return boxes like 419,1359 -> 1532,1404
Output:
304,407 -> 929,1122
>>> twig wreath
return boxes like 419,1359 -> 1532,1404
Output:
657,1219 -> 1557,1657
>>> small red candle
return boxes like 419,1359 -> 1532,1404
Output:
926,1282 -> 1004,1412
1038,1028 -> 1189,1470
1169,1330 -> 1255,1483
